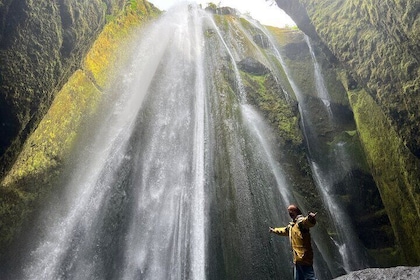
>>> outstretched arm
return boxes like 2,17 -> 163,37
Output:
308,212 -> 317,224
269,226 -> 289,236
299,212 -> 317,228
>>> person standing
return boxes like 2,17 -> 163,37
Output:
269,204 -> 318,280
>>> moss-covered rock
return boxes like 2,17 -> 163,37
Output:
240,71 -> 302,150
0,0 -> 127,177
0,0 -> 159,260
0,69 -> 101,251
304,0 -> 420,157
267,23 -> 398,266
347,84 -> 420,265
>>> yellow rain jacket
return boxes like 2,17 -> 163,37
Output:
272,215 -> 316,265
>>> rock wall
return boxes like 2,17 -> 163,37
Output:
1,0 -> 418,268
0,0 -> 127,176
275,0 -> 420,264
334,266 -> 420,280
0,0 -> 159,260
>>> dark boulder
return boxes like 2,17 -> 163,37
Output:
216,7 -> 237,15
237,57 -> 269,76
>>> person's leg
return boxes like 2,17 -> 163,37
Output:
294,264 -> 305,280
300,264 -> 317,280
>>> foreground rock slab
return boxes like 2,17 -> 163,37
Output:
334,266 -> 420,280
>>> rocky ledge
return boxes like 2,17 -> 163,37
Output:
334,266 -> 420,280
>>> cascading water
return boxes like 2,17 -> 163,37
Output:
244,16 -> 373,274
301,37 -> 372,272
13,5 -> 211,280
305,36 -> 333,116
4,3 -> 374,280
241,104 -> 293,206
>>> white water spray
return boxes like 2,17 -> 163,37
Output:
241,104 -> 293,205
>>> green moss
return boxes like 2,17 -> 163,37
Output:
2,70 -> 100,187
0,0 -> 129,176
240,71 -> 303,149
239,17 -> 254,31
347,86 -> 420,264
214,14 -> 229,31
0,70 -> 101,258
266,26 -> 301,46
84,0 -> 160,88
368,247 -> 405,267
207,2 -> 217,10
302,0 -> 420,158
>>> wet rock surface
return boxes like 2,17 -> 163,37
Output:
237,57 -> 270,76
334,266 -> 420,280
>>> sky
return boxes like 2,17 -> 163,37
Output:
148,0 -> 296,27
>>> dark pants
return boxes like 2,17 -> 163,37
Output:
294,263 -> 317,280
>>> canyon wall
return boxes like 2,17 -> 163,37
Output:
0,0 -> 159,259
275,0 -> 420,264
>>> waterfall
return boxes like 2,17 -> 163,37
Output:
243,17 -> 372,274
4,4 -> 374,280
305,36 -> 333,116
241,104 -> 293,206
305,37 -> 330,100
120,6 -> 209,280
12,4 -> 210,280
302,38 -> 371,272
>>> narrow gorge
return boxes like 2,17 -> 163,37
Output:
0,0 -> 418,279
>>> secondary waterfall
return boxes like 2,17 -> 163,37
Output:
305,36 -> 333,116
244,19 -> 372,274
4,3 -> 375,280
302,37 -> 372,272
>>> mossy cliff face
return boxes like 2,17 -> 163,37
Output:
345,78 -> 420,265
207,12 -> 391,271
276,0 -> 419,156
210,13 -> 313,200
269,26 -> 396,267
275,0 -> 420,264
0,0 -> 128,176
0,0 -> 159,259
202,14 -> 327,278
303,0 -> 419,157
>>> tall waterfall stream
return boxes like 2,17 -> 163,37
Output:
5,4 -> 375,280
